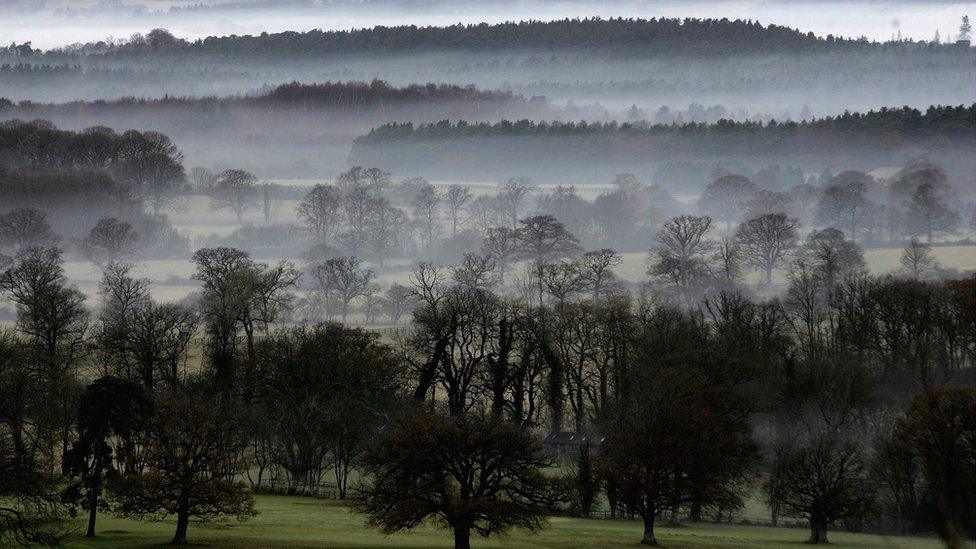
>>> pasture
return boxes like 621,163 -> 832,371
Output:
6,189 -> 971,309
66,495 -> 941,548
50,243 -> 976,306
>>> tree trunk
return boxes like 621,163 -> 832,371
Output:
808,516 -> 829,544
765,264 -> 773,285
172,500 -> 190,544
689,500 -> 703,522
335,456 -> 349,500
641,514 -> 658,545
537,275 -> 545,307
453,524 -> 471,549
490,317 -> 512,419
413,339 -> 448,402
86,503 -> 97,538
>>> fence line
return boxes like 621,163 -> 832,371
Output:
250,479 -> 344,500
563,510 -> 807,528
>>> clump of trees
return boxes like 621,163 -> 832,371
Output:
1,151 -> 974,548
0,121 -> 190,260
249,323 -> 403,497
111,390 -> 256,545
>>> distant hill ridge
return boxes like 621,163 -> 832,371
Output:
356,104 -> 976,143
0,80 -> 524,109
45,17 -> 963,59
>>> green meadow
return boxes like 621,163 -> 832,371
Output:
66,495 -> 942,548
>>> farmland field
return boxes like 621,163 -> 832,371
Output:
65,495 -> 941,548
6,187 -> 972,309
45,244 -> 976,307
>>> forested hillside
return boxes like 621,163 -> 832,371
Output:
0,81 -> 561,177
9,18 -> 924,59
350,105 -> 976,185
2,18 -> 972,111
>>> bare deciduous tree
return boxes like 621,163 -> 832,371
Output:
540,260 -> 587,307
906,182 -> 959,243
900,237 -> 938,280
445,184 -> 472,238
297,184 -> 344,241
212,169 -> 259,223
697,174 -> 758,232
499,177 -> 536,229
482,226 -> 520,285
411,179 -> 440,249
111,392 -> 256,545
313,256 -> 374,323
451,253 -> 498,290
816,172 -> 873,243
578,248 -> 621,300
382,283 -> 415,325
0,207 -> 60,251
516,215 -> 581,305
736,213 -> 800,285
650,215 -> 714,304
766,436 -> 874,544
77,217 -> 138,267
712,236 -> 744,286
358,411 -> 561,549
801,228 -> 864,288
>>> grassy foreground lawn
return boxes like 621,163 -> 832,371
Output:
66,495 -> 941,548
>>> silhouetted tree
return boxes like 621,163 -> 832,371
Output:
736,213 -> 799,284
499,177 -> 536,229
572,443 -> 598,518
0,208 -> 59,251
766,435 -> 875,544
451,253 -> 498,290
906,182 -> 959,243
62,377 -> 151,538
801,228 -> 864,288
650,215 -> 714,305
445,184 -> 472,238
77,217 -> 138,267
816,172 -> 872,243
212,169 -> 259,223
111,391 -> 256,545
900,237 -> 938,279
312,256 -> 374,323
257,324 -> 403,498
358,411 -> 563,549
482,227 -> 520,285
892,388 -> 976,546
578,248 -> 621,300
381,283 -> 415,324
297,184 -> 343,241
698,175 -> 758,232
516,215 -> 581,305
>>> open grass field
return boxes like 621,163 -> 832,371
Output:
65,495 -> 942,548
7,188 -> 968,309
